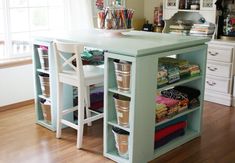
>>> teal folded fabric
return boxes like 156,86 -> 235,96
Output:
81,50 -> 104,65
81,50 -> 93,60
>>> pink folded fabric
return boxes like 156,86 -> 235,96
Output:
156,95 -> 179,107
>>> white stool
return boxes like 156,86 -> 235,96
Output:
53,40 -> 104,149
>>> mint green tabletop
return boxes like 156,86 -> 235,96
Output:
34,30 -> 210,57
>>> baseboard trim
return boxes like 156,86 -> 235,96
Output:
0,99 -> 34,111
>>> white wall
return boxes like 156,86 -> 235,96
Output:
0,64 -> 34,107
144,0 -> 163,24
126,0 -> 145,19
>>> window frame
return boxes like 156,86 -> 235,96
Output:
0,0 -> 68,60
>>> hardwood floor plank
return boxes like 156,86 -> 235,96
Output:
0,102 -> 235,163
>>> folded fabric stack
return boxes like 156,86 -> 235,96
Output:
161,88 -> 189,113
157,58 -> 200,86
164,64 -> 180,84
190,23 -> 215,37
156,104 -> 168,122
154,117 -> 187,148
159,57 -> 190,78
177,61 -> 190,78
169,24 -> 192,36
157,65 -> 168,87
90,86 -> 104,113
156,96 -> 179,119
81,50 -> 104,65
189,64 -> 200,77
174,86 -> 200,109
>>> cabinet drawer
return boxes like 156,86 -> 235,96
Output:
206,61 -> 232,78
207,45 -> 233,63
205,76 -> 230,94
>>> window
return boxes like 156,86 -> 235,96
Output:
0,0 -> 67,59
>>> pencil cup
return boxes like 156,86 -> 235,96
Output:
112,127 -> 129,158
114,60 -> 131,92
113,94 -> 130,127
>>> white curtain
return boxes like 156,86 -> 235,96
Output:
67,0 -> 94,30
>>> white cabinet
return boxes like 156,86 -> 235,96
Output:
163,0 -> 217,32
164,0 -> 216,10
162,0 -> 235,106
204,40 -> 235,106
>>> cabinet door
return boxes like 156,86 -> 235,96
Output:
200,0 -> 216,10
165,0 -> 178,9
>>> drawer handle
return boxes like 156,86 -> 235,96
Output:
206,81 -> 216,86
207,67 -> 218,71
208,51 -> 218,56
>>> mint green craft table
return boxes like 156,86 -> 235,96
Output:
101,32 -> 209,163
33,31 -> 209,163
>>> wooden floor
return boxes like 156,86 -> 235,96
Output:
0,102 -> 235,163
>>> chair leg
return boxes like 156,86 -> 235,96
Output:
85,86 -> 92,126
56,82 -> 63,139
77,89 -> 85,149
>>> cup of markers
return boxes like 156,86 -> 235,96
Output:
97,7 -> 134,30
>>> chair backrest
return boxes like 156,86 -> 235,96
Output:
53,40 -> 85,84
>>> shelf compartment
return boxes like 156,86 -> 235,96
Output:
108,88 -> 131,97
157,75 -> 202,92
155,106 -> 200,127
37,120 -> 55,131
154,128 -> 199,157
37,69 -> 50,74
105,150 -> 129,163
108,120 -> 130,132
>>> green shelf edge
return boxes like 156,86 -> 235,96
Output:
108,88 -> 131,97
155,107 -> 200,127
37,120 -> 55,131
157,75 -> 202,92
108,120 -> 130,132
105,150 -> 129,163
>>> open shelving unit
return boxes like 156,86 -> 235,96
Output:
32,39 -> 73,131
32,40 -> 56,131
104,44 -> 207,163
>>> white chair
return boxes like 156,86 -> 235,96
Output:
53,40 -> 104,149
